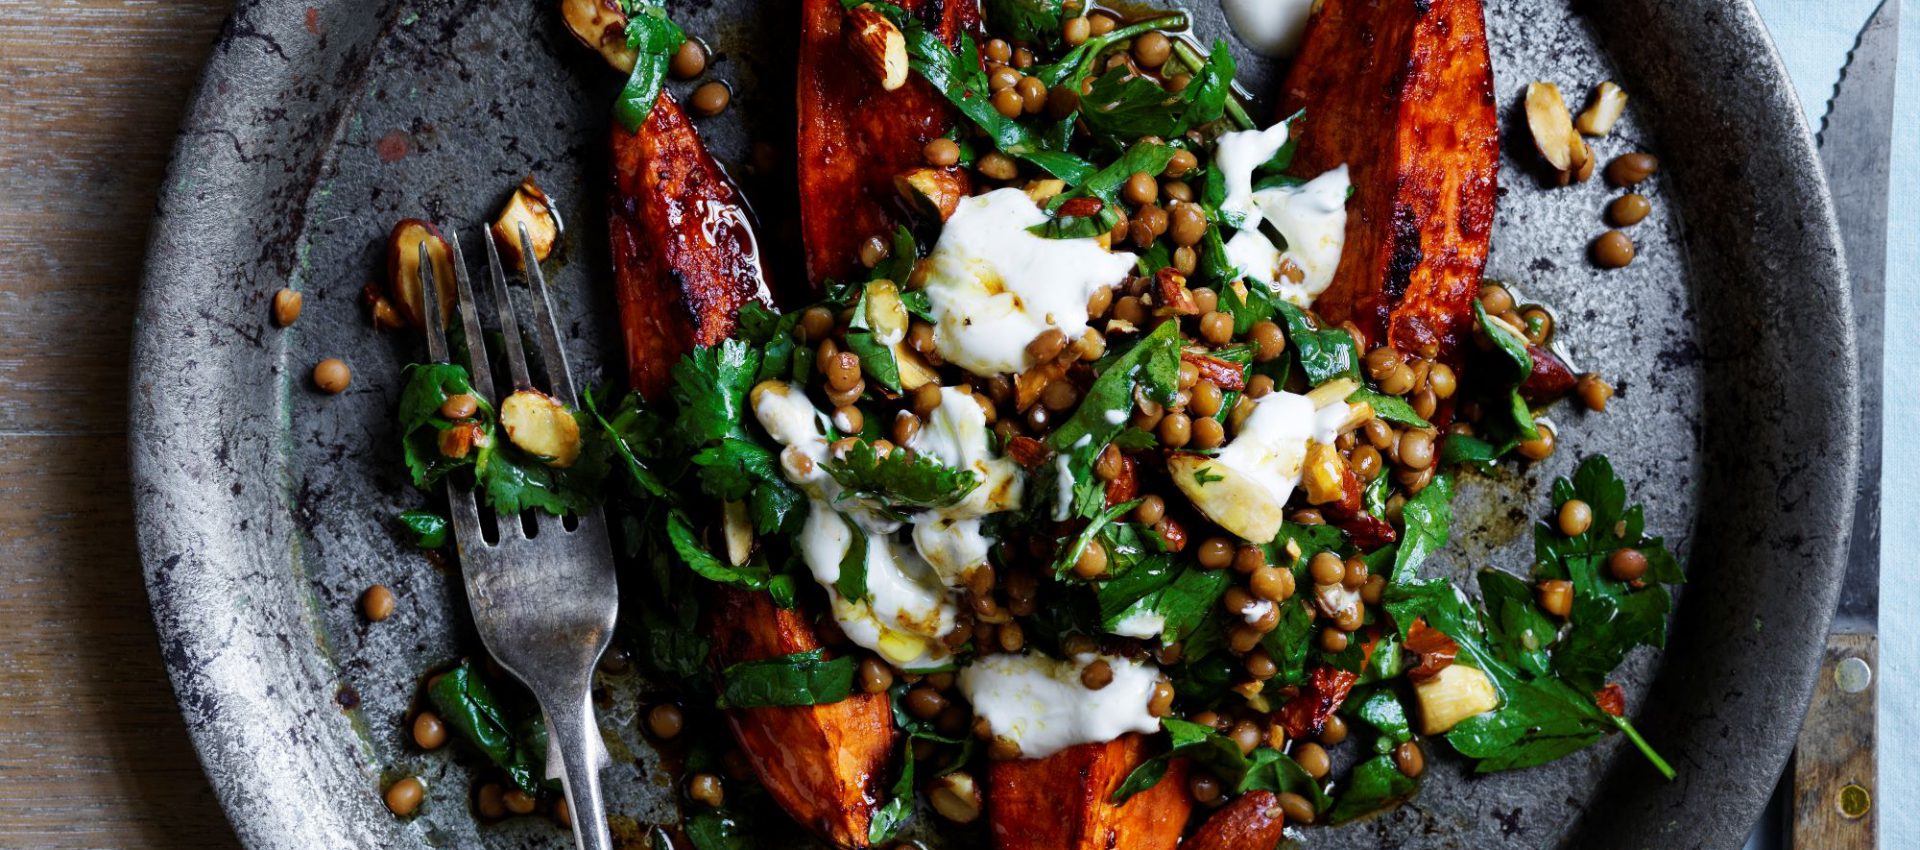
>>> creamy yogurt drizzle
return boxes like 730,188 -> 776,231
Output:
921,189 -> 1137,376
959,652 -> 1162,759
1211,121 -> 1352,307
1223,166 -> 1351,305
1221,0 -> 1317,58
1211,389 -> 1353,509
754,382 -> 1024,670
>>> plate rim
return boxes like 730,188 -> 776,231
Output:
129,1 -> 1856,848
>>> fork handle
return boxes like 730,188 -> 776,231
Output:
541,685 -> 614,850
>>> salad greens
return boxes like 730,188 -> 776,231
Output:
389,0 -> 1688,839
613,0 -> 686,132
715,649 -> 858,709
428,660 -> 551,794
397,363 -> 609,515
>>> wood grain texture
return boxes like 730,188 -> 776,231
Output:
1791,634 -> 1877,850
0,1 -> 243,848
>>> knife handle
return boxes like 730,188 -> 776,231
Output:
1791,633 -> 1876,849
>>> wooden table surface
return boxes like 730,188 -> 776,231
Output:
0,2 -> 244,847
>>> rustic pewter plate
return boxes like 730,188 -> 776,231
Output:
130,0 -> 1856,848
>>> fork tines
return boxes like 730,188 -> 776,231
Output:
416,224 -> 590,544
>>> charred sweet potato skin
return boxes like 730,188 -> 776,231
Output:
612,93 -> 886,848
987,734 -> 1193,850
610,90 -> 773,398
706,587 -> 895,849
1280,0 -> 1498,363
798,0 -> 978,287
1184,790 -> 1287,850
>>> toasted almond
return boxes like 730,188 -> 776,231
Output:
1570,135 -> 1595,183
1524,82 -> 1578,178
1304,377 -> 1360,409
722,501 -> 754,566
499,389 -> 583,468
1170,454 -> 1285,544
560,0 -> 638,72
1414,664 -> 1500,734
927,772 -> 982,823
1301,443 -> 1346,505
844,5 -> 909,91
386,219 -> 455,329
896,167 -> 969,221
491,175 -> 562,270
1575,81 -> 1628,137
1024,179 -> 1068,205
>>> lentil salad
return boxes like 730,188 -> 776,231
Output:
380,0 -> 1681,845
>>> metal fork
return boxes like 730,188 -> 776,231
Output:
418,225 -> 618,850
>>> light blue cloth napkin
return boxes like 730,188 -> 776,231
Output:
1747,0 -> 1912,846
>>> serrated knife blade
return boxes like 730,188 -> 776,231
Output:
1820,0 -> 1898,634
1789,8 -> 1897,848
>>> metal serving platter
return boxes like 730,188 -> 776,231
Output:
130,0 -> 1856,847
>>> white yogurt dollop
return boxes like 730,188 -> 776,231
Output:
922,189 -> 1136,377
1210,390 -> 1352,510
1222,0 -> 1317,58
959,652 -> 1162,760
1223,165 -> 1351,307
1212,121 -> 1294,230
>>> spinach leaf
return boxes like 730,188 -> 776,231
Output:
1468,299 -> 1542,447
1113,719 -> 1332,813
1258,598 -> 1317,686
983,0 -> 1072,45
716,648 -> 857,709
398,509 -> 448,548
398,362 -> 491,488
1478,568 -> 1556,679
667,509 -> 770,590
1217,279 -> 1276,335
1273,301 -> 1360,385
1030,141 -> 1178,239
399,363 -> 609,516
1239,746 -> 1333,812
428,660 -> 549,793
612,2 -> 686,132
1110,718 -> 1242,804
1388,474 -> 1454,591
1078,40 -> 1235,147
846,287 -> 902,393
1345,688 -> 1413,754
836,522 -> 871,604
1096,555 -> 1231,642
867,738 -> 917,845
902,28 -> 1096,181
1327,754 -> 1417,824
1348,388 -> 1431,428
1048,319 -> 1182,459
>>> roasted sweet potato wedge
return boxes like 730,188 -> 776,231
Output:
798,0 -> 977,287
612,92 -> 891,847
1184,790 -> 1287,850
987,734 -> 1193,850
1279,0 -> 1497,363
705,587 -> 895,848
611,90 -> 774,398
